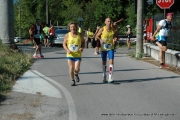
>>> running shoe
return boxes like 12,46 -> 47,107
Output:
40,55 -> 44,58
94,52 -> 98,55
162,64 -> 169,68
33,55 -> 39,59
103,76 -> 107,83
159,65 -> 163,69
71,80 -> 76,86
159,63 -> 169,69
108,78 -> 114,83
75,74 -> 80,82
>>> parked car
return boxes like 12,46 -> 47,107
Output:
14,37 -> 21,43
53,29 -> 69,45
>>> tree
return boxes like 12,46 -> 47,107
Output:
13,0 -> 180,38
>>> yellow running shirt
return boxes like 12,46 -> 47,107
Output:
67,32 -> 82,58
78,27 -> 82,34
87,31 -> 94,38
100,26 -> 114,51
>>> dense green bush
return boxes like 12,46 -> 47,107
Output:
0,41 -> 33,93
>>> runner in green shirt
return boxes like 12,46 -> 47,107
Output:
43,24 -> 49,47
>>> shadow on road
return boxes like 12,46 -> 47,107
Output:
113,76 -> 180,83
77,76 -> 180,86
79,69 -> 146,75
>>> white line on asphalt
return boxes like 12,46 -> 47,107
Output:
33,70 -> 77,120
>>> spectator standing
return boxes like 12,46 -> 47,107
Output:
48,24 -> 55,47
29,24 -> 36,48
93,25 -> 101,54
126,25 -> 132,49
33,19 -> 44,58
43,24 -> 50,47
86,28 -> 94,49
143,20 -> 147,43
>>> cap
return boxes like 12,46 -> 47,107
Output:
126,25 -> 130,28
167,12 -> 173,16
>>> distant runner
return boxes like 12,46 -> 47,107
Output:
33,19 -> 44,58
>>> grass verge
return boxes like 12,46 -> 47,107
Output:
0,41 -> 33,98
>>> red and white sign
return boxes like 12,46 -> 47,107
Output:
156,0 -> 174,9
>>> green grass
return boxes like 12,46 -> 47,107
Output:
116,41 -> 136,48
0,41 -> 33,94
116,42 -> 143,59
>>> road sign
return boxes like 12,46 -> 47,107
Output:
147,0 -> 153,5
78,18 -> 83,22
156,0 -> 174,9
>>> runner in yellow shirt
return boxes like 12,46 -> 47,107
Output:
86,28 -> 94,48
63,22 -> 85,86
96,17 -> 117,83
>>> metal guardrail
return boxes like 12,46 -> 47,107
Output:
117,35 -> 136,42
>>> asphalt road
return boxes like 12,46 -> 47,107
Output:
0,45 -> 180,120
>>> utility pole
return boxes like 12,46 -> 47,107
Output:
19,2 -> 21,42
46,0 -> 48,25
0,0 -> 14,44
136,0 -> 143,57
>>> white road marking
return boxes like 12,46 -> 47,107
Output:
33,70 -> 77,120
12,70 -> 62,98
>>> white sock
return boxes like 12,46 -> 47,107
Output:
102,65 -> 106,76
109,64 -> 113,79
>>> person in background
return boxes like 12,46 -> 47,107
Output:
111,18 -> 123,52
93,25 -> 101,54
43,24 -> 49,47
40,24 -> 44,45
33,19 -> 44,58
86,28 -> 94,49
29,24 -> 36,48
143,20 -> 147,43
126,25 -> 132,50
151,12 -> 174,68
63,22 -> 85,86
48,24 -> 55,47
78,25 -> 83,35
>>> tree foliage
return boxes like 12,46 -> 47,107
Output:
13,0 -> 180,37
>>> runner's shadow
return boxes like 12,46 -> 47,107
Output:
41,57 -> 67,60
113,76 -> 180,84
79,69 -> 146,75
77,82 -> 119,86
82,56 -> 101,58
77,76 -> 180,86
55,52 -> 67,54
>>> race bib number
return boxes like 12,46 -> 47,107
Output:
69,44 -> 79,52
103,43 -> 112,50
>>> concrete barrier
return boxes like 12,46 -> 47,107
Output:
143,43 -> 180,68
